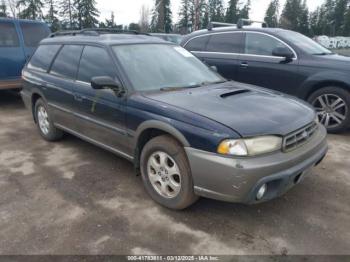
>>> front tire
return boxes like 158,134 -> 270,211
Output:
140,135 -> 198,210
34,98 -> 63,141
308,86 -> 350,133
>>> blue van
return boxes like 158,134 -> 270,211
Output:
0,18 -> 50,90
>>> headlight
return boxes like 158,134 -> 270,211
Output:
217,136 -> 282,156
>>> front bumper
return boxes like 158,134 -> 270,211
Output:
185,124 -> 328,204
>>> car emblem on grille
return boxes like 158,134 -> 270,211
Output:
301,130 -> 309,139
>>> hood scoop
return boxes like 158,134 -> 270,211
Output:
220,89 -> 250,98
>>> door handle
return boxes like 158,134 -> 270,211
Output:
240,62 -> 249,68
74,94 -> 84,102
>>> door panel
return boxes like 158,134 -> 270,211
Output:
73,45 -> 128,153
237,32 -> 302,95
46,45 -> 84,129
0,21 -> 25,81
73,82 -> 129,154
192,32 -> 244,81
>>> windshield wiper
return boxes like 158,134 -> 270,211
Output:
160,80 -> 228,91
313,52 -> 334,55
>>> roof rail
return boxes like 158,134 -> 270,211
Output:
208,22 -> 237,31
49,28 -> 150,38
237,18 -> 268,29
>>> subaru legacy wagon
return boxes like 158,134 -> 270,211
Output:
21,30 -> 328,209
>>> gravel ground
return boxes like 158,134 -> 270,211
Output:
0,91 -> 349,255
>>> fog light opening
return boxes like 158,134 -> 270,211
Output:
294,173 -> 302,184
256,184 -> 267,200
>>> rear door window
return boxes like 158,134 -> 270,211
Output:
0,21 -> 19,47
20,22 -> 50,47
50,45 -> 83,79
185,35 -> 210,51
27,45 -> 61,72
206,33 -> 243,53
77,46 -> 116,83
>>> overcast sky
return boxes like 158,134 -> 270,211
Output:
97,0 -> 321,25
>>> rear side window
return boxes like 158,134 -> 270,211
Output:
20,23 -> 50,47
245,33 -> 293,57
206,33 -> 243,53
50,45 -> 83,79
27,45 -> 61,72
0,22 -> 19,47
77,46 -> 116,83
185,36 -> 210,51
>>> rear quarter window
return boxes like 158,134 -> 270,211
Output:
184,35 -> 210,51
0,21 -> 19,47
20,22 -> 50,47
27,45 -> 61,72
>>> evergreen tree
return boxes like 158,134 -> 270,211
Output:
151,0 -> 172,33
280,0 -> 309,34
178,0 -> 191,29
139,5 -> 150,32
45,0 -> 60,32
238,0 -> 250,19
0,0 -> 7,17
264,0 -> 279,27
105,11 -> 116,27
74,0 -> 99,29
298,0 -> 309,35
60,0 -> 76,29
334,0 -> 348,35
17,0 -> 44,19
209,0 -> 224,22
344,7 -> 350,36
225,0 -> 239,23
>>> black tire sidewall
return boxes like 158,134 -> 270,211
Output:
308,86 -> 350,133
140,135 -> 198,210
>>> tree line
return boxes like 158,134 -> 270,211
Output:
0,0 -> 349,36
265,0 -> 350,37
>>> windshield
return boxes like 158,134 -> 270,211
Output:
112,44 -> 224,91
279,30 -> 332,55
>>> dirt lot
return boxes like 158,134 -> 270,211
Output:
0,91 -> 349,255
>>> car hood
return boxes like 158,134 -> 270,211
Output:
143,82 -> 316,137
313,53 -> 350,66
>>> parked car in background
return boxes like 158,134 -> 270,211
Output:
181,23 -> 350,133
0,18 -> 50,90
150,33 -> 183,44
21,30 -> 327,209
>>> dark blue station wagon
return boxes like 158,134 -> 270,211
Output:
21,30 -> 328,209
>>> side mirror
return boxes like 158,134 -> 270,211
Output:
91,76 -> 120,90
210,65 -> 218,72
272,47 -> 294,61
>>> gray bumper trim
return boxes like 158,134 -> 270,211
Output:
185,125 -> 328,203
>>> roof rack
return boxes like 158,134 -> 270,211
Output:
207,19 -> 268,31
49,28 -> 150,38
208,22 -> 237,30
237,19 -> 268,29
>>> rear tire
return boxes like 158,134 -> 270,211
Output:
34,98 -> 63,141
140,135 -> 198,210
308,86 -> 350,133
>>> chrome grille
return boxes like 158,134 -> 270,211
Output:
283,122 -> 318,152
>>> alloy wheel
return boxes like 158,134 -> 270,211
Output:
147,151 -> 181,199
37,106 -> 50,135
312,94 -> 348,129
